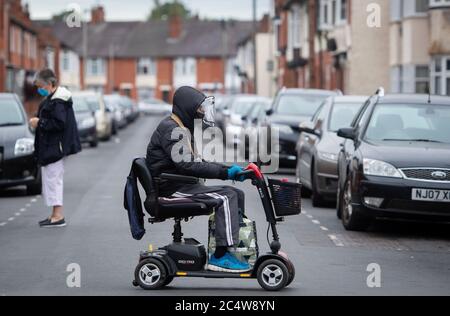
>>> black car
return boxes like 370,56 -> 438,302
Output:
73,96 -> 98,148
0,94 -> 41,195
268,88 -> 339,168
337,91 -> 450,231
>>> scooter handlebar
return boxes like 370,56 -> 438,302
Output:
236,170 -> 256,180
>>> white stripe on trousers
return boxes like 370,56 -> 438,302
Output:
172,191 -> 234,246
207,192 -> 234,246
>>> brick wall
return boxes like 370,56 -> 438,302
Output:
107,58 -> 137,99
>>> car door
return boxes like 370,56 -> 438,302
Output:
299,102 -> 328,187
338,99 -> 372,188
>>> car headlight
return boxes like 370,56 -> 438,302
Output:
363,159 -> 403,178
272,124 -> 293,134
80,117 -> 96,129
319,152 -> 338,162
15,138 -> 34,156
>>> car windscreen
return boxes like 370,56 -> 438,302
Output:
276,94 -> 330,116
232,99 -> 259,116
364,103 -> 450,144
72,97 -> 91,113
85,97 -> 101,111
329,103 -> 363,132
0,98 -> 24,126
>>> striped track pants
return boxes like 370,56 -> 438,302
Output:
172,185 -> 245,247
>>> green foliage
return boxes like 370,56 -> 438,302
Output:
148,0 -> 191,21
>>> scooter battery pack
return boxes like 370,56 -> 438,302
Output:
164,239 -> 207,272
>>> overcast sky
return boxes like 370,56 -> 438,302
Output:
26,0 -> 272,21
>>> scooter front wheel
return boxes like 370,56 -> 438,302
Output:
256,259 -> 289,291
134,258 -> 168,290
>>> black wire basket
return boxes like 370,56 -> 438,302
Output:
268,179 -> 302,217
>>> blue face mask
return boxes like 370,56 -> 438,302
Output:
37,88 -> 50,97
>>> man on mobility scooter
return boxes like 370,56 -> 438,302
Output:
146,86 -> 250,273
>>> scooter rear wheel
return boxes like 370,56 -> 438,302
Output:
134,258 -> 168,290
257,259 -> 289,291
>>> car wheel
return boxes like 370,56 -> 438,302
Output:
90,138 -> 99,148
311,164 -> 326,207
27,171 -> 42,196
341,178 -> 371,231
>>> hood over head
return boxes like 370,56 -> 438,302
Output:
172,86 -> 206,131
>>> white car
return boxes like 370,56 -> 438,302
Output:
138,98 -> 172,116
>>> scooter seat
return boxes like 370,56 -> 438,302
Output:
157,197 -> 213,219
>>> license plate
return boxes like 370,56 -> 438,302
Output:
412,189 -> 450,203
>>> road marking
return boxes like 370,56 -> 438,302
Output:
8,217 -> 15,222
31,198 -> 37,203
312,220 -> 321,225
328,234 -> 345,247
15,213 -> 21,217
320,226 -> 329,231
306,214 -> 313,219
115,138 -> 121,144
25,204 -> 31,208
0,222 -> 6,227
20,208 -> 26,212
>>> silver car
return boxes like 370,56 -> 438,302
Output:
296,96 -> 367,207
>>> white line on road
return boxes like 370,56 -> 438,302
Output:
0,222 -> 6,227
25,204 -> 31,208
320,226 -> 329,231
20,208 -> 26,212
328,234 -> 345,247
8,217 -> 15,222
306,214 -> 313,219
31,198 -> 37,203
15,213 -> 21,217
312,220 -> 321,225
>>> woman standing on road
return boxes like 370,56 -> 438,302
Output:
29,69 -> 81,228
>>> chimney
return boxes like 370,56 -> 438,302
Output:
259,14 -> 270,33
169,14 -> 182,39
91,5 -> 105,24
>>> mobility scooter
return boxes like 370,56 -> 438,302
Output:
130,159 -> 301,291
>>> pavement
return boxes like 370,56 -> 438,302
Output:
0,115 -> 449,296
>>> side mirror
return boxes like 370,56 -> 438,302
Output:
299,121 -> 318,136
266,109 -> 274,116
242,115 -> 248,121
337,128 -> 357,140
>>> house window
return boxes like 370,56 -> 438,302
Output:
415,65 -> 430,94
415,0 -> 429,12
431,56 -> 450,96
319,0 -> 347,30
175,58 -> 196,76
137,58 -> 156,76
62,50 -> 70,71
288,4 -> 302,49
429,0 -> 450,9
86,58 -> 105,76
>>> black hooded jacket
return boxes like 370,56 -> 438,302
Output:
146,86 -> 229,196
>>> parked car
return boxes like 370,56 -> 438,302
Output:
226,95 -> 272,147
296,96 -> 367,206
72,96 -> 98,148
215,95 -> 235,134
267,88 -> 339,168
120,96 -> 140,123
74,92 -> 113,141
138,98 -> 172,116
0,93 -> 41,195
336,91 -> 450,231
104,95 -> 128,129
240,98 -> 273,159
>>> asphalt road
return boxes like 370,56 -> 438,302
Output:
0,115 -> 449,296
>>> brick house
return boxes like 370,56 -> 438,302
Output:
0,0 -> 61,116
390,0 -> 450,96
42,6 -> 253,103
272,0 -> 391,95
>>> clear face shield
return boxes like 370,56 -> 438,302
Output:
197,96 -> 216,127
